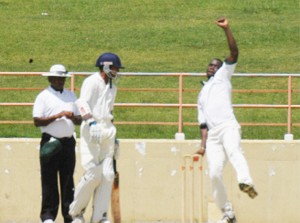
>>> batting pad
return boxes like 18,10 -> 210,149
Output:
91,177 -> 113,223
69,166 -> 102,217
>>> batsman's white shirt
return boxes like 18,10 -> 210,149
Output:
79,72 -> 116,122
33,87 -> 79,138
78,72 -> 117,170
197,62 -> 238,130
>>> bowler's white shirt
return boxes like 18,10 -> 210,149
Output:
79,72 -> 117,123
197,62 -> 238,130
33,86 -> 79,138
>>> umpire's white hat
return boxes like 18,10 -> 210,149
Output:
42,64 -> 71,77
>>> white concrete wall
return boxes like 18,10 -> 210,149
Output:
1,138 -> 299,223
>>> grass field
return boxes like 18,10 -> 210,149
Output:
0,0 -> 299,139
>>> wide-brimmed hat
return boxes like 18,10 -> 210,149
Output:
42,64 -> 71,77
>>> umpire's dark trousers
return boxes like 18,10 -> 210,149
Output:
40,133 -> 76,223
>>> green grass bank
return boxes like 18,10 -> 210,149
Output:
0,0 -> 299,139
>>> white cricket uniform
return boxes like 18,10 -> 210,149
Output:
32,86 -> 79,137
69,72 -> 117,222
79,72 -> 117,170
197,62 -> 253,210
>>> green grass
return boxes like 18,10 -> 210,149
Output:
0,0 -> 299,139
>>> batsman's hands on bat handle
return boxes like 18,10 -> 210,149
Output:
103,157 -> 115,182
88,121 -> 101,143
215,17 -> 229,29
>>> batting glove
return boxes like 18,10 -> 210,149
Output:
102,157 -> 115,182
89,121 -> 101,144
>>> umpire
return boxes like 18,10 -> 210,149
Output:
33,64 -> 81,223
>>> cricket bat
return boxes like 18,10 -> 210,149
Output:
111,159 -> 121,223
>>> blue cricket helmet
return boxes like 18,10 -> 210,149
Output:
95,52 -> 124,69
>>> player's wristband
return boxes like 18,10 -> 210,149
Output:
87,118 -> 97,126
200,123 -> 208,129
89,121 -> 97,126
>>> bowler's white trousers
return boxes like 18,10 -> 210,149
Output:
205,120 -> 253,210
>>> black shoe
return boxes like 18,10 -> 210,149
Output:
239,183 -> 258,198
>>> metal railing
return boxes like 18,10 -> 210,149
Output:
0,72 -> 299,138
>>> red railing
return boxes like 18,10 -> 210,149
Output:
0,72 -> 299,138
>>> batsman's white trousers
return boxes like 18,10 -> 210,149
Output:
69,164 -> 113,222
205,120 -> 253,210
69,121 -> 116,222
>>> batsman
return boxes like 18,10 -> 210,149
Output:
69,52 -> 124,223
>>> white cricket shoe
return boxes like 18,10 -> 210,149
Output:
43,220 -> 54,223
72,215 -> 85,223
99,219 -> 110,223
217,202 -> 236,223
218,214 -> 237,223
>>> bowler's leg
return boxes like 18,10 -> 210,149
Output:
223,125 -> 257,198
